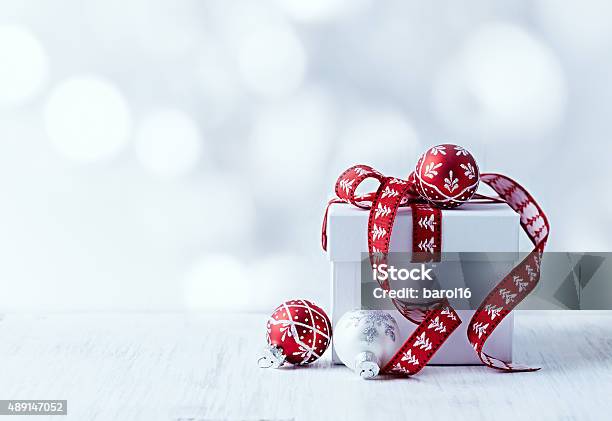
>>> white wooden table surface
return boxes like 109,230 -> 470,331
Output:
1,311 -> 611,421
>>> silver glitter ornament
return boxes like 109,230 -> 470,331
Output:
333,310 -> 400,379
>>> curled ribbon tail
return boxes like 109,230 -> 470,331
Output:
468,173 -> 550,372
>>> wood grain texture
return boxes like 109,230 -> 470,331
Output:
0,311 -> 611,421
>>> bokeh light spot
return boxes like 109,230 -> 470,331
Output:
433,23 -> 567,141
0,25 -> 48,108
135,108 -> 203,178
44,76 -> 132,164
249,88 -> 335,198
535,0 -> 612,56
274,0 -> 371,22
334,107 -> 420,178
237,24 -> 307,98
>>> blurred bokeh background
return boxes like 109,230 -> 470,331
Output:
0,0 -> 610,312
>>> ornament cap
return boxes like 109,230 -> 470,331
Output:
355,351 -> 380,379
257,344 -> 286,369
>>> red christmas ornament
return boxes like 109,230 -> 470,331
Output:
258,299 -> 331,368
412,143 -> 480,209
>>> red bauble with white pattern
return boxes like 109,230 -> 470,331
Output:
412,144 -> 480,209
262,299 -> 331,367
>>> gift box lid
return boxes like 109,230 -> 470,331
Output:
326,202 -> 519,262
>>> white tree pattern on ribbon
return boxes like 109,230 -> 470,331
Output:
424,162 -> 443,179
381,186 -> 399,198
400,349 -> 420,366
428,316 -> 447,333
484,304 -> 502,320
534,252 -> 542,268
430,145 -> 447,155
444,170 -> 459,192
339,178 -> 354,194
389,178 -> 406,185
513,275 -> 529,292
441,307 -> 457,321
393,362 -> 412,374
354,167 -> 369,176
413,332 -> 433,351
526,265 -> 537,281
418,237 -> 435,253
472,322 -> 489,339
418,214 -> 436,232
374,203 -> 391,219
460,162 -> 476,179
371,247 -> 384,264
499,288 -> 517,305
372,224 -> 387,241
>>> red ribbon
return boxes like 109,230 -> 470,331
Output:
322,165 -> 549,375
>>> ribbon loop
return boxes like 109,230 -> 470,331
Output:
334,165 -> 385,208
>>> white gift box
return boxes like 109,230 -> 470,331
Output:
326,202 -> 520,365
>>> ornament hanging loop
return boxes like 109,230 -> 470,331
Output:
355,351 -> 380,379
257,344 -> 286,369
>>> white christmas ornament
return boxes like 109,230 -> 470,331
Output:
333,310 -> 400,379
